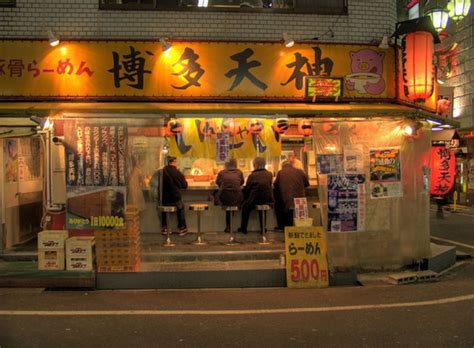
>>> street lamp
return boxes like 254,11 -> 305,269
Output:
426,8 -> 450,32
447,0 -> 471,21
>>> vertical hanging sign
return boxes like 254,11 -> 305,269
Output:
430,146 -> 455,195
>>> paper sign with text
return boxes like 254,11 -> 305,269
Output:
285,226 -> 329,288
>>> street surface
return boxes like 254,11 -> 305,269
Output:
0,207 -> 472,348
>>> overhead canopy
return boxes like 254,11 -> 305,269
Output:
0,102 -> 459,127
431,129 -> 460,142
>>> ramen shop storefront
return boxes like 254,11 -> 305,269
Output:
0,39 -> 451,271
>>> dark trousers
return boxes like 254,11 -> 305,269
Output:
275,205 -> 294,229
160,200 -> 187,229
240,202 -> 266,232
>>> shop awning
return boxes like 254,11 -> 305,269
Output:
0,102 -> 459,127
431,129 -> 460,142
0,117 -> 37,138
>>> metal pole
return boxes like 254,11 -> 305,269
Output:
163,211 -> 175,247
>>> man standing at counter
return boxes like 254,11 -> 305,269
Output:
157,156 -> 188,236
238,157 -> 274,234
274,154 -> 309,231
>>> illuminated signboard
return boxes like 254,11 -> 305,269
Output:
305,77 -> 342,98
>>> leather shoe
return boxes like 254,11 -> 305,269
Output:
237,227 -> 247,234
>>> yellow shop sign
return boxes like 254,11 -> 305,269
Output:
0,40 -> 395,100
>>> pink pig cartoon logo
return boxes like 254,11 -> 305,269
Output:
345,49 -> 385,95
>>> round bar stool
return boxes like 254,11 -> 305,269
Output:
189,203 -> 209,245
256,204 -> 272,245
223,206 -> 240,246
158,205 -> 176,247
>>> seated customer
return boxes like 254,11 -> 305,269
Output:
238,157 -> 274,234
155,156 -> 188,236
215,158 -> 244,232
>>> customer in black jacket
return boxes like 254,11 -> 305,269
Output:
274,155 -> 309,230
238,157 -> 274,233
215,158 -> 244,232
155,156 -> 188,236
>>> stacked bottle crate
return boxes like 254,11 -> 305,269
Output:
94,207 -> 141,272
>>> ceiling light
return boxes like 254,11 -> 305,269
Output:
283,33 -> 294,48
160,38 -> 172,52
47,30 -> 59,47
197,0 -> 208,7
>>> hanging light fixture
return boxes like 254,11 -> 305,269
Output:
159,38 -> 172,52
283,33 -> 295,48
447,0 -> 471,21
47,30 -> 60,47
394,17 -> 440,102
426,8 -> 450,32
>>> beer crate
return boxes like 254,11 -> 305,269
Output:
65,236 -> 95,271
38,230 -> 69,250
38,249 -> 65,271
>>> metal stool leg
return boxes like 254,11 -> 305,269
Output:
225,211 -> 239,246
259,210 -> 271,245
193,211 -> 207,245
163,211 -> 175,247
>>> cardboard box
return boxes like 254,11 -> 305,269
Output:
38,248 -> 65,271
65,236 -> 95,271
38,230 -> 69,250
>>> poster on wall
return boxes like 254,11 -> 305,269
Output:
316,154 -> 343,174
64,122 -> 128,230
327,174 -> 366,232
216,132 -> 230,163
343,144 -> 364,174
18,138 -> 41,182
4,139 -> 18,183
369,147 -> 402,199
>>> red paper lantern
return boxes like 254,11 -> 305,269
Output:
430,146 -> 455,195
403,31 -> 435,102
298,119 -> 312,136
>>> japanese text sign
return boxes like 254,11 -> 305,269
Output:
0,41 -> 395,100
430,146 -> 455,196
285,226 -> 329,289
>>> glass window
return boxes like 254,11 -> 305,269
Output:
100,0 -> 347,14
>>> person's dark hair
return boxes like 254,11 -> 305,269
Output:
167,156 -> 177,165
226,158 -> 237,170
253,157 -> 266,170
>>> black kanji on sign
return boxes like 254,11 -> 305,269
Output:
282,47 -> 334,90
108,46 -> 153,90
225,48 -> 268,91
172,47 -> 205,89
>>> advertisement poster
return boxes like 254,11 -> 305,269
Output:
369,147 -> 402,199
327,174 -> 366,232
285,226 -> 329,289
316,154 -> 343,174
343,144 -> 364,174
66,186 -> 126,229
4,139 -> 18,183
18,138 -> 41,182
64,122 -> 127,229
